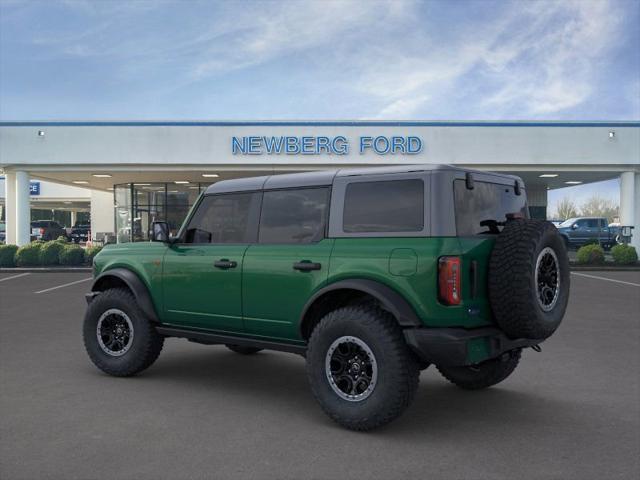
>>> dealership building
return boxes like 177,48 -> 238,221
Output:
1,121 -> 639,249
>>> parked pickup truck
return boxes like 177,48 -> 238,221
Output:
556,217 -> 617,250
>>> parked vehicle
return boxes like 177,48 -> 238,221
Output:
83,165 -> 570,431
556,217 -> 617,250
0,221 -> 5,243
70,223 -> 91,243
31,220 -> 68,241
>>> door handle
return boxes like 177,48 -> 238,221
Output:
214,259 -> 237,269
293,261 -> 321,272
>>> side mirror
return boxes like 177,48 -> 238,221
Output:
571,223 -> 579,230
151,221 -> 170,242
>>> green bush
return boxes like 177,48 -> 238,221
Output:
59,244 -> 85,265
85,245 -> 103,264
576,244 -> 605,265
583,238 -> 600,247
15,242 -> 44,266
39,241 -> 65,265
611,244 -> 638,265
0,244 -> 19,267
55,235 -> 69,243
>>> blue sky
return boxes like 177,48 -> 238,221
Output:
0,0 -> 638,210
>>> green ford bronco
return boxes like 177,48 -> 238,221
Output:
83,165 -> 569,430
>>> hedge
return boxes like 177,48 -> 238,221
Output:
611,244 -> 638,265
85,245 -> 103,264
0,244 -> 19,267
59,244 -> 85,265
15,242 -> 44,266
576,244 -> 605,265
39,241 -> 65,266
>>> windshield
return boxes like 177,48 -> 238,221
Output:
559,218 -> 577,227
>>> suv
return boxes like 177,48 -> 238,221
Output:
83,165 -> 569,431
31,220 -> 68,241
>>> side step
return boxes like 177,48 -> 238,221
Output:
156,326 -> 307,355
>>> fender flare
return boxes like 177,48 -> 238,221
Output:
299,278 -> 423,335
91,268 -> 159,322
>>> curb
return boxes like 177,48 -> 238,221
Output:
0,267 -> 92,273
570,264 -> 640,271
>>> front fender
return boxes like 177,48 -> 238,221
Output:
90,268 -> 159,322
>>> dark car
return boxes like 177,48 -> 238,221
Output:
556,217 -> 617,250
31,220 -> 68,241
0,221 -> 5,243
70,223 -> 91,243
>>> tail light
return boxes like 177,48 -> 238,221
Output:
438,256 -> 461,305
39,228 -> 45,236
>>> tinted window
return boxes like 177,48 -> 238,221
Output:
183,193 -> 260,244
454,180 -> 528,235
585,219 -> 599,228
343,180 -> 424,233
259,188 -> 329,244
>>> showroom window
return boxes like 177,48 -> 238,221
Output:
259,188 -> 329,243
343,179 -> 424,233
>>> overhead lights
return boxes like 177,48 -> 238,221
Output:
133,183 -> 151,186
92,174 -> 112,178
564,181 -> 582,185
168,190 -> 179,193
174,181 -> 189,184
201,173 -> 219,178
188,186 -> 200,190
63,201 -> 72,204
72,180 -> 89,184
609,131 -> 615,139
539,174 -> 558,178
37,130 -> 45,137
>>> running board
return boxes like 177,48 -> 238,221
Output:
155,326 -> 307,355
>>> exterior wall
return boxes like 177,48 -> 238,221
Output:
90,190 -> 115,240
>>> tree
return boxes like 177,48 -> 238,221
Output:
579,195 -> 619,223
553,197 -> 578,220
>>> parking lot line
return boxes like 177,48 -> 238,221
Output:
571,272 -> 640,287
0,273 -> 31,283
34,277 -> 93,294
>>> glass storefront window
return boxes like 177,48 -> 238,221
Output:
114,182 -> 210,242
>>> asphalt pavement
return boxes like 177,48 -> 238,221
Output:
1,270 -> 639,480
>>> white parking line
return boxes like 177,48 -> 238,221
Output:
571,272 -> 640,287
34,277 -> 93,294
0,273 -> 31,283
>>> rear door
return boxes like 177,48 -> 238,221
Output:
242,187 -> 333,341
162,192 -> 261,332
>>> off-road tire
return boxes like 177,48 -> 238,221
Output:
306,305 -> 420,431
225,344 -> 263,355
437,349 -> 521,390
83,288 -> 164,377
489,219 -> 569,340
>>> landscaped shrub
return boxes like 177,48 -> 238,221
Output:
59,244 -> 85,265
39,241 -> 65,265
576,244 -> 605,265
55,235 -> 69,243
85,245 -> 103,264
611,244 -> 638,265
0,244 -> 19,267
15,242 -> 44,266
583,238 -> 600,247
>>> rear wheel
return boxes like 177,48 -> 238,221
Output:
225,344 -> 262,355
437,349 -> 521,390
306,305 -> 419,431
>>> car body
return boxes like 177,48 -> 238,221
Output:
556,216 -> 617,249
30,220 -> 68,241
70,223 -> 91,243
84,165 -> 570,430
0,221 -> 5,243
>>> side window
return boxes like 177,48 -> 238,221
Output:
343,179 -> 424,233
574,220 -> 586,228
183,193 -> 260,244
586,219 -> 599,228
259,188 -> 329,244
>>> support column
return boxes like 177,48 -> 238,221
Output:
15,171 -> 31,246
5,172 -> 16,244
70,211 -> 77,227
620,171 -> 639,252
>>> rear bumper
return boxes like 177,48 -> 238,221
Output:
403,326 -> 540,367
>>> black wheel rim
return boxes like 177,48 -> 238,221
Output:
96,308 -> 134,357
325,336 -> 377,402
535,247 -> 560,312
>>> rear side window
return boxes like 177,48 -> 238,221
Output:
183,192 -> 260,244
454,180 -> 528,235
259,188 -> 329,244
343,179 -> 424,233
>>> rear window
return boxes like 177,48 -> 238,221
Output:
343,179 -> 424,233
454,180 -> 528,235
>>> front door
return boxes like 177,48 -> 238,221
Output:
242,187 -> 332,341
162,192 -> 261,332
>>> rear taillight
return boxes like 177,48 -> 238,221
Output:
39,228 -> 45,236
438,256 -> 461,305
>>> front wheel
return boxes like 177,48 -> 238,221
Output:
83,288 -> 164,377
306,305 -> 419,431
436,349 -> 521,390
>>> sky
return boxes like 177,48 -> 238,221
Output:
0,0 -> 638,209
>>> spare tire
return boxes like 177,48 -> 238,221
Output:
488,219 -> 569,340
